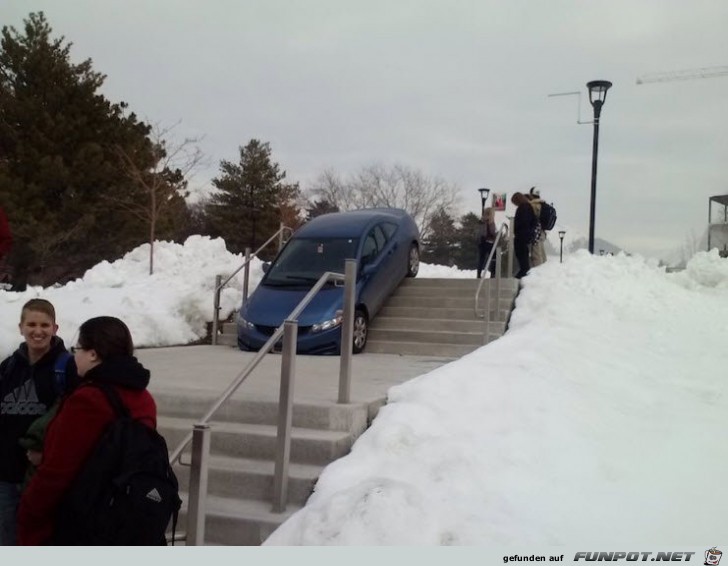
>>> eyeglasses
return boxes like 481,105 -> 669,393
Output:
70,346 -> 87,354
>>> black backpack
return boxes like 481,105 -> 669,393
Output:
52,382 -> 181,545
539,202 -> 557,231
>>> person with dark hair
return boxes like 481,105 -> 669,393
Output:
0,207 -> 12,288
17,317 -> 157,545
476,207 -> 497,278
0,299 -> 75,546
511,192 -> 539,279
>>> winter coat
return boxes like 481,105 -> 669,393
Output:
514,202 -> 539,245
478,220 -> 497,243
17,355 -> 156,546
0,337 -> 72,484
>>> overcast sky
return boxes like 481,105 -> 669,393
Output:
4,0 -> 728,259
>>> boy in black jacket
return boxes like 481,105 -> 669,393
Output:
0,299 -> 75,545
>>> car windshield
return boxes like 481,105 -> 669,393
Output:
264,237 -> 359,287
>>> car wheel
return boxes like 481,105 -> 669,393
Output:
352,309 -> 368,354
406,244 -> 419,277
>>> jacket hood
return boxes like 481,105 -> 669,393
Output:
14,336 -> 68,367
84,355 -> 150,390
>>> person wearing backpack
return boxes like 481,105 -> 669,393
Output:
17,316 -> 167,545
527,187 -> 548,267
0,299 -> 75,546
511,192 -> 539,279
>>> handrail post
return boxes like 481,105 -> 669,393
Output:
494,249 -> 502,321
243,247 -> 251,306
186,424 -> 211,546
507,216 -> 515,278
211,274 -> 222,346
338,259 -> 356,404
272,320 -> 298,513
483,276 -> 491,345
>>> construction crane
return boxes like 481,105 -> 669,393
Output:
636,65 -> 728,85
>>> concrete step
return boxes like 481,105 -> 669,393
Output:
393,284 -> 517,299
368,327 -> 482,346
371,316 -> 506,334
159,417 -> 353,465
174,454 -> 321,506
217,333 -> 237,347
400,277 -> 518,290
379,305 -> 502,320
386,295 -> 515,310
365,340 -> 480,357
179,494 -> 301,546
154,393 -> 368,434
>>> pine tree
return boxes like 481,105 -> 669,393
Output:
453,212 -> 481,270
0,12 -> 155,286
421,207 -> 456,266
207,139 -> 300,257
305,199 -> 339,221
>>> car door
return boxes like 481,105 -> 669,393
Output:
359,224 -> 399,315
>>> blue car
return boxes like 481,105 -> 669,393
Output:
237,208 -> 420,354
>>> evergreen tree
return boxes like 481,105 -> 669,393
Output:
0,12 -> 155,286
207,139 -> 300,257
421,207 -> 456,266
453,212 -> 481,270
305,199 -> 339,221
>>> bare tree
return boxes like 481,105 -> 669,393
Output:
113,123 -> 205,274
308,163 -> 460,240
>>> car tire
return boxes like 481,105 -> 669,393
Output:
352,309 -> 368,354
406,244 -> 419,277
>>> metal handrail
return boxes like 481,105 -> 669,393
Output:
474,222 -> 509,316
170,269 -> 346,465
211,224 -> 293,344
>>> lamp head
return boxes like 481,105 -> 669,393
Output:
558,230 -> 566,239
477,187 -> 490,200
587,80 -> 612,108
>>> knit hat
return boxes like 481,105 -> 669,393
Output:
529,186 -> 540,197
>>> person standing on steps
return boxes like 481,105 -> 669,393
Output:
527,187 -> 548,268
476,207 -> 497,279
511,192 -> 539,279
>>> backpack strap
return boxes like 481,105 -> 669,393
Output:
53,351 -> 73,396
91,381 -> 131,419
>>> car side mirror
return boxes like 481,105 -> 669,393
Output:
262,262 -> 270,274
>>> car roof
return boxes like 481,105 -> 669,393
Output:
294,208 -> 408,238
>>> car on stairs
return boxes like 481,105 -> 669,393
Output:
237,208 -> 420,355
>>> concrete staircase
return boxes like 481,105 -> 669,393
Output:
160,278 -> 518,544
156,393 -> 372,545
366,278 -> 519,357
216,278 -> 519,357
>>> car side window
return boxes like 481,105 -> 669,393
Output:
373,225 -> 387,251
381,222 -> 398,240
361,231 -> 379,266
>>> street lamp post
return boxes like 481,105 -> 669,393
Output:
478,188 -> 490,214
586,80 -> 612,254
558,230 -> 566,263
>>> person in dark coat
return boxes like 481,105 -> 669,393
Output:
0,299 -> 74,546
18,316 -> 157,546
511,192 -> 539,279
